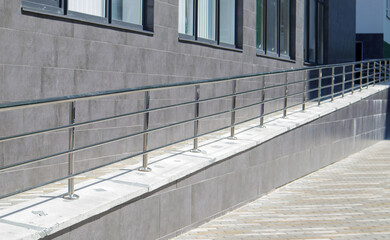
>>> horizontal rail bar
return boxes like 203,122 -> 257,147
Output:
1,58 -> 388,200
1,59 -> 388,112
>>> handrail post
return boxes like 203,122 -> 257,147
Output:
331,67 -> 334,102
342,65 -> 345,97
360,62 -> 363,91
302,70 -> 307,111
228,80 -> 237,140
379,61 -> 382,83
385,60 -> 388,82
63,101 -> 79,200
260,76 -> 265,127
318,69 -> 322,105
351,64 -> 355,94
191,85 -> 201,153
373,61 -> 376,86
139,91 -> 151,172
283,73 -> 288,117
366,62 -> 370,89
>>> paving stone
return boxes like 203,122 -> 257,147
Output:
173,140 -> 390,240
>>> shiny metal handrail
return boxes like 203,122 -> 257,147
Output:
0,58 -> 389,200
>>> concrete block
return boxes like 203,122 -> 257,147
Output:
160,186 -> 191,237
191,176 -> 222,224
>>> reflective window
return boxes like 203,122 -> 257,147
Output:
280,0 -> 290,55
68,0 -> 106,17
305,0 -> 324,64
178,0 -> 240,47
257,0 -> 292,57
266,0 -> 278,53
256,0 -> 264,49
308,0 -> 316,62
219,0 -> 235,45
178,0 -> 194,35
197,0 -> 216,41
22,0 -> 153,32
112,0 -> 143,25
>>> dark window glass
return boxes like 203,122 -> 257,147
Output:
219,0 -> 235,45
257,0 -> 293,58
256,0 -> 264,50
280,0 -> 289,56
308,0 -> 316,62
305,0 -> 324,64
266,0 -> 278,53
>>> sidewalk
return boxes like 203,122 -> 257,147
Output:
173,140 -> 390,240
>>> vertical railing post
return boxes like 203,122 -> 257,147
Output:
366,62 -> 370,89
260,76 -> 265,127
139,91 -> 151,172
385,60 -> 388,82
302,70 -> 307,111
331,67 -> 335,102
379,61 -> 382,83
192,85 -> 201,153
360,62 -> 363,91
63,101 -> 79,200
342,65 -> 345,97
318,69 -> 322,105
373,61 -> 376,86
283,73 -> 288,117
229,80 -> 237,140
351,64 -> 355,94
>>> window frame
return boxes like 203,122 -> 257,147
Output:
256,0 -> 294,60
21,0 -> 154,34
178,0 -> 243,50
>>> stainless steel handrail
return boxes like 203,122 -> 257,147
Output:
0,58 -> 389,200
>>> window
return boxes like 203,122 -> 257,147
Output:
387,0 -> 390,19
21,0 -> 154,32
178,0 -> 243,49
304,0 -> 324,64
257,0 -> 293,58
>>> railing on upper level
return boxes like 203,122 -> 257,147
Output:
0,59 -> 389,200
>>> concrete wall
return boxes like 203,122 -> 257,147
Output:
42,88 -> 390,240
0,0 -> 309,197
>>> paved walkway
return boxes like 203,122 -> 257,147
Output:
173,140 -> 390,240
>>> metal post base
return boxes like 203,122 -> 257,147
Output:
258,125 -> 266,128
227,136 -> 237,140
63,194 -> 79,200
190,149 -> 202,153
138,167 -> 152,172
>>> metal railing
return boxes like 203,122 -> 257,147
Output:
0,58 -> 389,200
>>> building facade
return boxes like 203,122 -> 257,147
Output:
0,0 -> 356,196
356,0 -> 390,60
